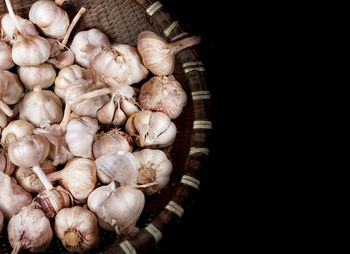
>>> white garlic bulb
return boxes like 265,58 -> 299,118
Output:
33,185 -> 73,219
29,0 -> 69,39
0,109 -> 7,135
91,43 -> 149,87
93,129 -> 133,159
139,75 -> 187,119
0,13 -> 38,46
0,210 -> 3,233
95,151 -> 138,185
0,172 -> 32,220
8,205 -> 53,254
47,157 -> 97,203
0,148 -> 15,175
65,116 -> 99,159
126,110 -> 177,148
17,63 -> 56,90
2,70 -> 24,106
55,206 -> 99,253
54,65 -> 92,100
133,149 -> 173,195
15,159 -> 56,194
0,41 -> 14,70
0,119 -> 35,147
137,30 -> 201,75
88,184 -> 145,235
70,28 -> 111,68
19,86 -> 63,128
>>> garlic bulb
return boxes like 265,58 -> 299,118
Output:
47,7 -> 86,69
0,172 -> 32,220
0,148 -> 15,175
19,86 -> 63,128
17,63 -> 56,90
29,0 -> 69,39
88,184 -> 145,235
55,206 -> 99,253
8,134 -> 54,192
133,149 -> 172,195
137,31 -> 201,75
0,210 -> 3,233
0,41 -> 14,70
54,65 -> 92,100
65,116 -> 99,159
0,109 -> 7,135
139,75 -> 187,119
5,0 -> 51,66
47,157 -> 97,203
0,119 -> 35,147
2,70 -> 24,105
15,159 -> 56,194
93,129 -> 133,159
126,110 -> 177,148
91,43 -> 149,87
0,69 -> 14,116
95,151 -> 138,185
33,185 -> 73,219
8,205 -> 53,254
70,28 -> 111,68
0,13 -> 38,46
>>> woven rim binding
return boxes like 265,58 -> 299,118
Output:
103,0 -> 212,253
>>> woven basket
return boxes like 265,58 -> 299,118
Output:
0,0 -> 211,253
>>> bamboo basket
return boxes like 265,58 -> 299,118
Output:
0,0 -> 211,253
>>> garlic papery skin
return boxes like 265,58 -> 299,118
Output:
91,44 -> 149,87
19,86 -> 63,128
0,148 -> 15,175
29,0 -> 69,39
65,116 -> 99,159
2,70 -> 24,106
95,151 -> 138,185
55,205 -> 99,253
33,185 -> 73,219
70,28 -> 111,68
0,172 -> 32,221
88,184 -> 145,235
54,65 -> 92,101
93,129 -> 133,159
133,149 -> 173,195
47,157 -> 97,203
0,14 -> 38,46
139,75 -> 187,119
0,69 -> 13,116
137,31 -> 201,75
17,63 -> 56,90
0,210 -> 3,233
15,159 -> 56,194
0,41 -> 14,70
0,110 -> 8,135
7,205 -> 53,254
0,119 -> 35,147
126,110 -> 177,148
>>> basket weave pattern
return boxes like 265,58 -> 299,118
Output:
0,0 -> 211,253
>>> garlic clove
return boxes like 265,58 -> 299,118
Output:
0,119 -> 35,147
65,116 -> 99,159
54,205 -> 99,253
18,63 -> 56,90
96,95 -> 116,124
0,148 -> 15,176
112,104 -> 128,126
120,97 -> 139,116
2,70 -> 24,106
7,205 -> 53,254
0,109 -> 8,136
0,41 -> 14,70
29,0 -> 69,39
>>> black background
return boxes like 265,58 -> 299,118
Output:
143,1 -> 225,253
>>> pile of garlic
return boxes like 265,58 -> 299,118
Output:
0,0 -> 200,253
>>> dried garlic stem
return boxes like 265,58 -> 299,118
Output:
5,0 -> 25,34
55,0 -> 66,6
0,99 -> 12,117
60,7 -> 86,49
169,35 -> 201,54
32,165 -> 54,191
11,243 -> 21,254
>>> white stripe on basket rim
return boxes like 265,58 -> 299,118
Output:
193,120 -> 213,129
146,1 -> 163,16
181,175 -> 200,189
120,240 -> 137,254
183,61 -> 204,68
189,147 -> 210,155
163,21 -> 179,37
145,223 -> 162,243
165,201 -> 184,217
192,90 -> 211,100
